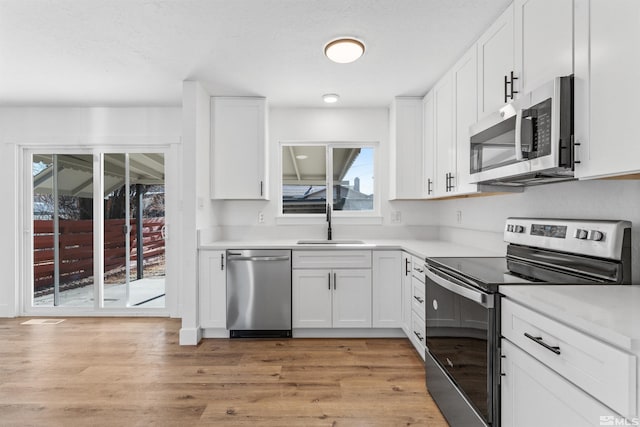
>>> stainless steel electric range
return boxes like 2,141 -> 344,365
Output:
424,218 -> 632,427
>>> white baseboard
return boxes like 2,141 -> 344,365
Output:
292,328 -> 406,338
201,328 -> 229,338
179,327 -> 202,345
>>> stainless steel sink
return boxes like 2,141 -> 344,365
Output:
297,239 -> 365,245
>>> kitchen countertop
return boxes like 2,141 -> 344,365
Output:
198,239 -> 502,260
500,285 -> 640,352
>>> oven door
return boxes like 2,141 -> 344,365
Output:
425,267 -> 497,427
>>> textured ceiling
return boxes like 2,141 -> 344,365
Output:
0,0 -> 511,107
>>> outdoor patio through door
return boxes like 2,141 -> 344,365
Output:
31,152 -> 166,309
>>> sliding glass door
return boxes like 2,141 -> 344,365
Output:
103,153 -> 165,308
32,154 -> 95,307
30,151 -> 166,311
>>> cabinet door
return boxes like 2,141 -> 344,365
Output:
453,46 -> 479,196
422,91 -> 436,198
514,0 -> 573,95
501,339 -> 614,427
401,252 -> 412,335
198,250 -> 227,328
211,97 -> 267,199
575,0 -> 640,179
372,251 -> 402,327
292,269 -> 332,328
477,3 -> 514,119
433,73 -> 455,197
332,269 -> 372,328
389,98 -> 424,199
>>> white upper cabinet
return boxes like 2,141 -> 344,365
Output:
433,73 -> 456,197
210,97 -> 268,200
477,3 -> 515,119
574,0 -> 640,179
514,0 -> 574,95
389,97 -> 424,199
453,46 -> 479,195
423,91 -> 436,198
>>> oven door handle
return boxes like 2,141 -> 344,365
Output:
426,269 -> 494,309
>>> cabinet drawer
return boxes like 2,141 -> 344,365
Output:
411,256 -> 425,280
411,309 -> 426,356
501,298 -> 637,418
411,276 -> 426,321
292,250 -> 372,269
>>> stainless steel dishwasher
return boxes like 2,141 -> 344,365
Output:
226,249 -> 292,338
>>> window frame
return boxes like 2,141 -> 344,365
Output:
278,141 -> 380,220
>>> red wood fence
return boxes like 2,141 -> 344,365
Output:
33,218 -> 165,290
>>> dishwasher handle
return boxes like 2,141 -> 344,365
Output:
227,255 -> 290,262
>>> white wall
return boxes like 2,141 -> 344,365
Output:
436,179 -> 640,282
0,106 -> 181,317
215,107 -> 440,241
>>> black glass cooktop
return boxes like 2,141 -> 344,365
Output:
426,254 -> 606,293
426,257 -> 533,287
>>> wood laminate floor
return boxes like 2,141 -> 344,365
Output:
0,318 -> 448,426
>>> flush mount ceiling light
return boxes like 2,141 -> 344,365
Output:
295,154 -> 308,160
322,93 -> 340,104
324,38 -> 365,63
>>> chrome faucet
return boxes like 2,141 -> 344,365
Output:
326,203 -> 332,240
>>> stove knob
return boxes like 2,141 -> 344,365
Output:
507,225 -> 514,232
575,229 -> 588,239
514,225 -> 525,233
588,230 -> 604,241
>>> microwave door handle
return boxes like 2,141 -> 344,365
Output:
514,109 -> 524,161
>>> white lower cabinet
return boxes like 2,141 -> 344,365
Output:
198,250 -> 226,328
372,251 -> 402,327
407,255 -> 426,359
332,269 -> 372,328
400,252 -> 412,335
501,339 -> 613,427
292,268 -> 371,328
292,269 -> 333,328
501,297 -> 637,423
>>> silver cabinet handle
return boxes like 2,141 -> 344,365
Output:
413,295 -> 424,304
333,272 -> 336,290
328,272 -> 331,290
414,331 -> 424,342
220,253 -> 224,270
524,332 -> 561,355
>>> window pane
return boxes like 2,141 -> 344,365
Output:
332,147 -> 374,211
282,146 -> 327,214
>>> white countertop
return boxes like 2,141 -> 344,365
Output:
500,285 -> 640,352
198,238 -> 501,260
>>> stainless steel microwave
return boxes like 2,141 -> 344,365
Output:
469,75 -> 574,186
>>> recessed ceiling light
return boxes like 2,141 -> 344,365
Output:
322,93 -> 340,104
295,155 -> 308,160
324,38 -> 365,63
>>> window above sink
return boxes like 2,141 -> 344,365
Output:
280,142 -> 379,218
